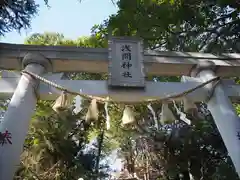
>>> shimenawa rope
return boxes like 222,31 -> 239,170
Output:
21,70 -> 221,105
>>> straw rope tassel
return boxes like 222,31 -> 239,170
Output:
183,97 -> 197,113
122,106 -> 135,125
160,103 -> 175,125
85,99 -> 99,122
52,91 -> 72,112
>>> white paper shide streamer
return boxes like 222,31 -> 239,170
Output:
104,101 -> 111,130
147,104 -> 158,129
73,95 -> 82,114
173,100 -> 191,125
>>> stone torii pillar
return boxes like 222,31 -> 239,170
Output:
0,53 -> 51,180
190,61 -> 240,177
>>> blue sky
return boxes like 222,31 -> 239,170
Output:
0,0 -> 118,43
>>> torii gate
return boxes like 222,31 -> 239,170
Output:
0,37 -> 240,179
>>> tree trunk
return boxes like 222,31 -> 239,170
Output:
95,129 -> 104,180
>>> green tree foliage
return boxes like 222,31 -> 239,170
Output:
15,104 -> 95,179
94,0 -> 240,53
0,0 -> 49,36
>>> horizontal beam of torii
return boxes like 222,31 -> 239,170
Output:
1,43 -> 240,76
0,71 -> 240,103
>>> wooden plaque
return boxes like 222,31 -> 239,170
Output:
108,36 -> 145,88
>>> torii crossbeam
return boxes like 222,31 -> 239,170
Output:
0,37 -> 240,179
